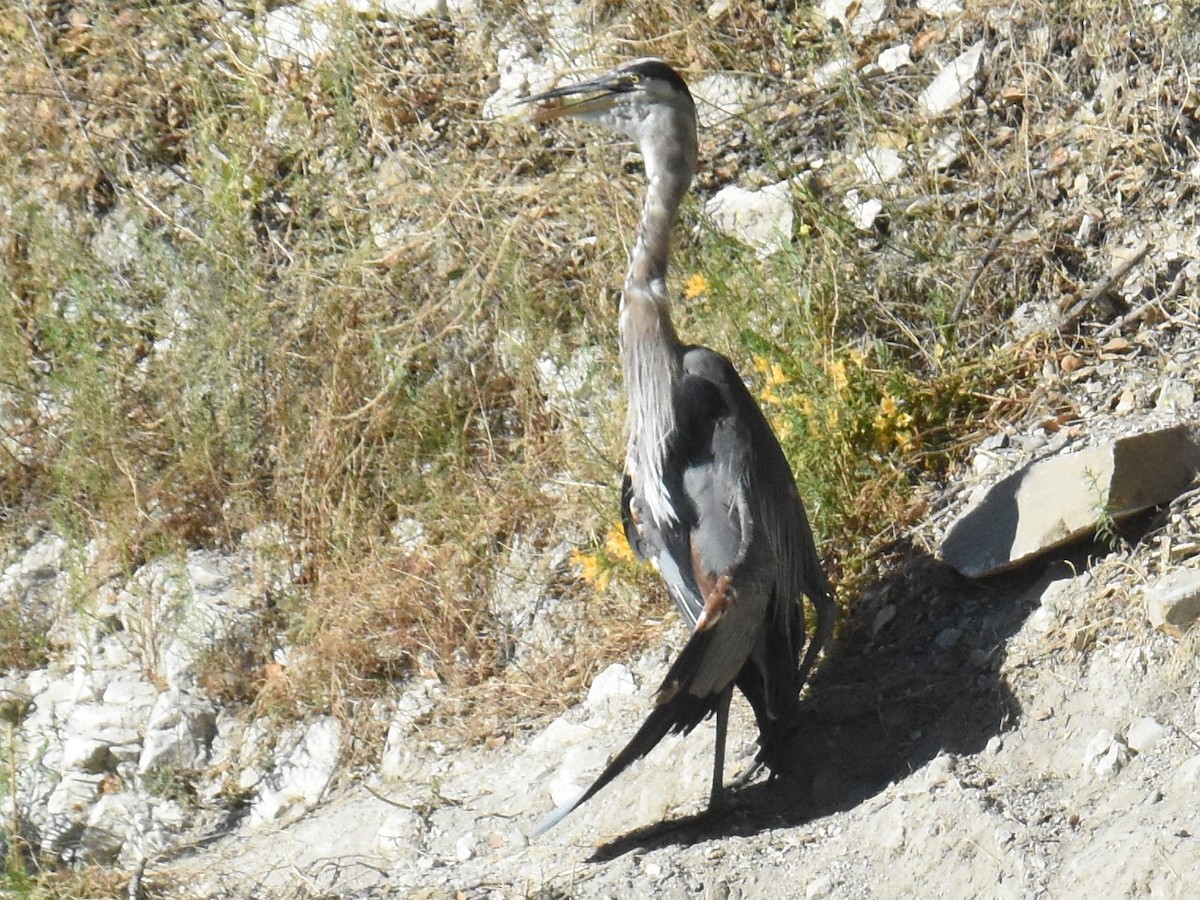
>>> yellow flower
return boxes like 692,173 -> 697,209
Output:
830,359 -> 848,394
752,354 -> 770,374
766,361 -> 789,388
571,548 -> 610,591
683,273 -> 710,300
604,523 -> 637,565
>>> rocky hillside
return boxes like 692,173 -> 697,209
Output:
2,0 -> 1199,897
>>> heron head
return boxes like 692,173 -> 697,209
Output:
520,58 -> 698,180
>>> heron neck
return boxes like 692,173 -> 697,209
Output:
626,158 -> 691,296
619,160 -> 691,525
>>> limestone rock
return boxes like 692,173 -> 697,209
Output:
1144,567 -> 1200,636
918,42 -> 985,116
819,0 -> 887,36
941,426 -> 1200,577
692,74 -> 759,129
918,0 -> 964,15
876,44 -> 913,74
259,6 -> 333,67
844,190 -> 885,230
854,146 -> 906,185
585,663 -> 637,710
1125,717 -> 1165,754
249,717 -> 342,826
705,181 -> 793,258
138,690 -> 218,775
1082,729 -> 1129,779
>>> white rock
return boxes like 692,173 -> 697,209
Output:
1126,717 -> 1165,754
61,737 -> 110,773
455,832 -> 476,861
327,0 -> 452,16
1082,729 -> 1129,778
927,131 -> 965,172
855,146 -> 906,184
704,181 -> 794,258
918,42 -> 985,116
101,677 -> 158,711
239,766 -> 264,791
548,775 -> 587,809
806,874 -> 835,898
1169,754 -> 1200,793
1145,567 -> 1200,636
918,0 -> 963,15
81,792 -> 150,863
44,772 -> 104,837
0,533 -> 68,625
249,717 -> 342,826
809,57 -> 853,89
820,0 -> 887,36
64,702 -> 142,746
924,753 -> 955,789
1156,377 -> 1194,413
5,532 -> 66,583
259,6 -> 333,68
877,44 -> 913,73
844,190 -> 885,231
138,690 -> 217,775
391,517 -> 427,552
585,663 -> 637,709
527,715 -> 595,755
536,347 -> 600,418
693,74 -> 758,129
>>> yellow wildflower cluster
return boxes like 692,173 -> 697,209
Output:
604,522 -> 638,564
829,358 -> 849,394
873,393 -> 915,450
753,355 -> 791,406
570,547 -> 611,591
571,523 -> 640,592
683,272 -> 710,300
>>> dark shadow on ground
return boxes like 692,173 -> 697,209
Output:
589,535 -> 1117,862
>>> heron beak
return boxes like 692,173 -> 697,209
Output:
517,74 -> 627,123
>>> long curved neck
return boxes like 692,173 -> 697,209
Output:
620,142 -> 693,525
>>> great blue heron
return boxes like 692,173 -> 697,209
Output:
522,58 -> 836,836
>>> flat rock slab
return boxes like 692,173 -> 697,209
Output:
941,426 -> 1200,578
1144,567 -> 1200,636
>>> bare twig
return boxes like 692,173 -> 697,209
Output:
1094,266 -> 1188,340
951,204 -> 1033,323
1061,240 -> 1152,326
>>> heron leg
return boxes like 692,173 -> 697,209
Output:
709,685 -> 733,810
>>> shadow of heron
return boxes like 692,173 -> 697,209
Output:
589,537 -> 1096,862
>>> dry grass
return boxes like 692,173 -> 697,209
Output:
0,0 -> 1196,889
